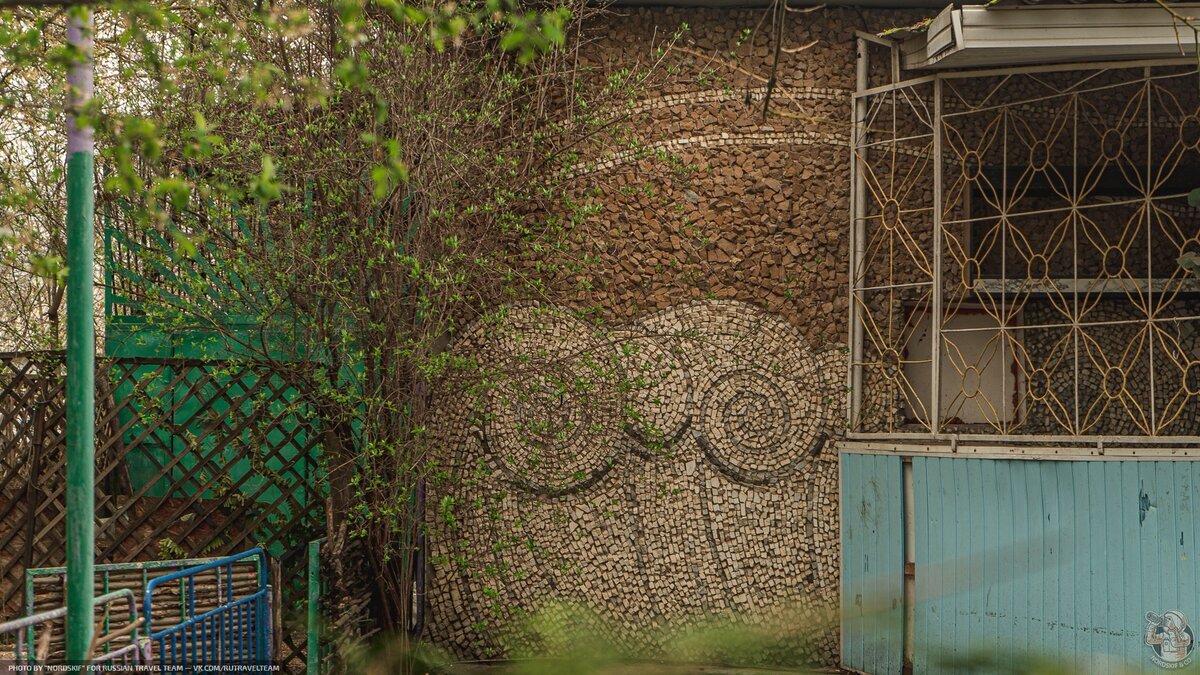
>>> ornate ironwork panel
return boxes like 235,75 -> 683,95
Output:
851,62 -> 1200,439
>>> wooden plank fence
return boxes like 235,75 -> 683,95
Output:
0,351 -> 326,667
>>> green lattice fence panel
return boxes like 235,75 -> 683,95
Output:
0,352 -> 326,668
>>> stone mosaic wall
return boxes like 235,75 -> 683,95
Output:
427,301 -> 845,661
529,6 -> 889,344
422,6 -> 917,664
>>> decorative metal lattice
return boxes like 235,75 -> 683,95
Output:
0,353 -> 324,667
850,62 -> 1200,439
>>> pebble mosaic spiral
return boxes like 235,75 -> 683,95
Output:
473,306 -> 624,494
425,300 -> 845,661
468,301 -> 839,491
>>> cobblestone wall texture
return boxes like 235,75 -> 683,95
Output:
423,7 -> 911,665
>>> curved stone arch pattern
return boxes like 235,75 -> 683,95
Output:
562,83 -> 851,181
425,301 -> 845,663
565,129 -> 850,181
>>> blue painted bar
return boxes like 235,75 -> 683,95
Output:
842,452 -> 1200,674
144,548 -> 271,669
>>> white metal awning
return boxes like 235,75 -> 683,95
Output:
895,3 -> 1200,70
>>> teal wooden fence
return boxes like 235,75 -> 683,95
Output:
841,451 -> 1200,674
841,453 -> 904,674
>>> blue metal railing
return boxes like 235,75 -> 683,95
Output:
0,589 -> 148,664
25,554 -> 236,662
27,555 -> 229,617
144,548 -> 271,669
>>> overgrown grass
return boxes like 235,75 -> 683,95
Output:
339,599 -> 1192,675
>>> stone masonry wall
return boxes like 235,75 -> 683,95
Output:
424,7 -> 917,666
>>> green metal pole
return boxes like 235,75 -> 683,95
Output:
64,8 -> 95,668
306,538 -> 321,675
